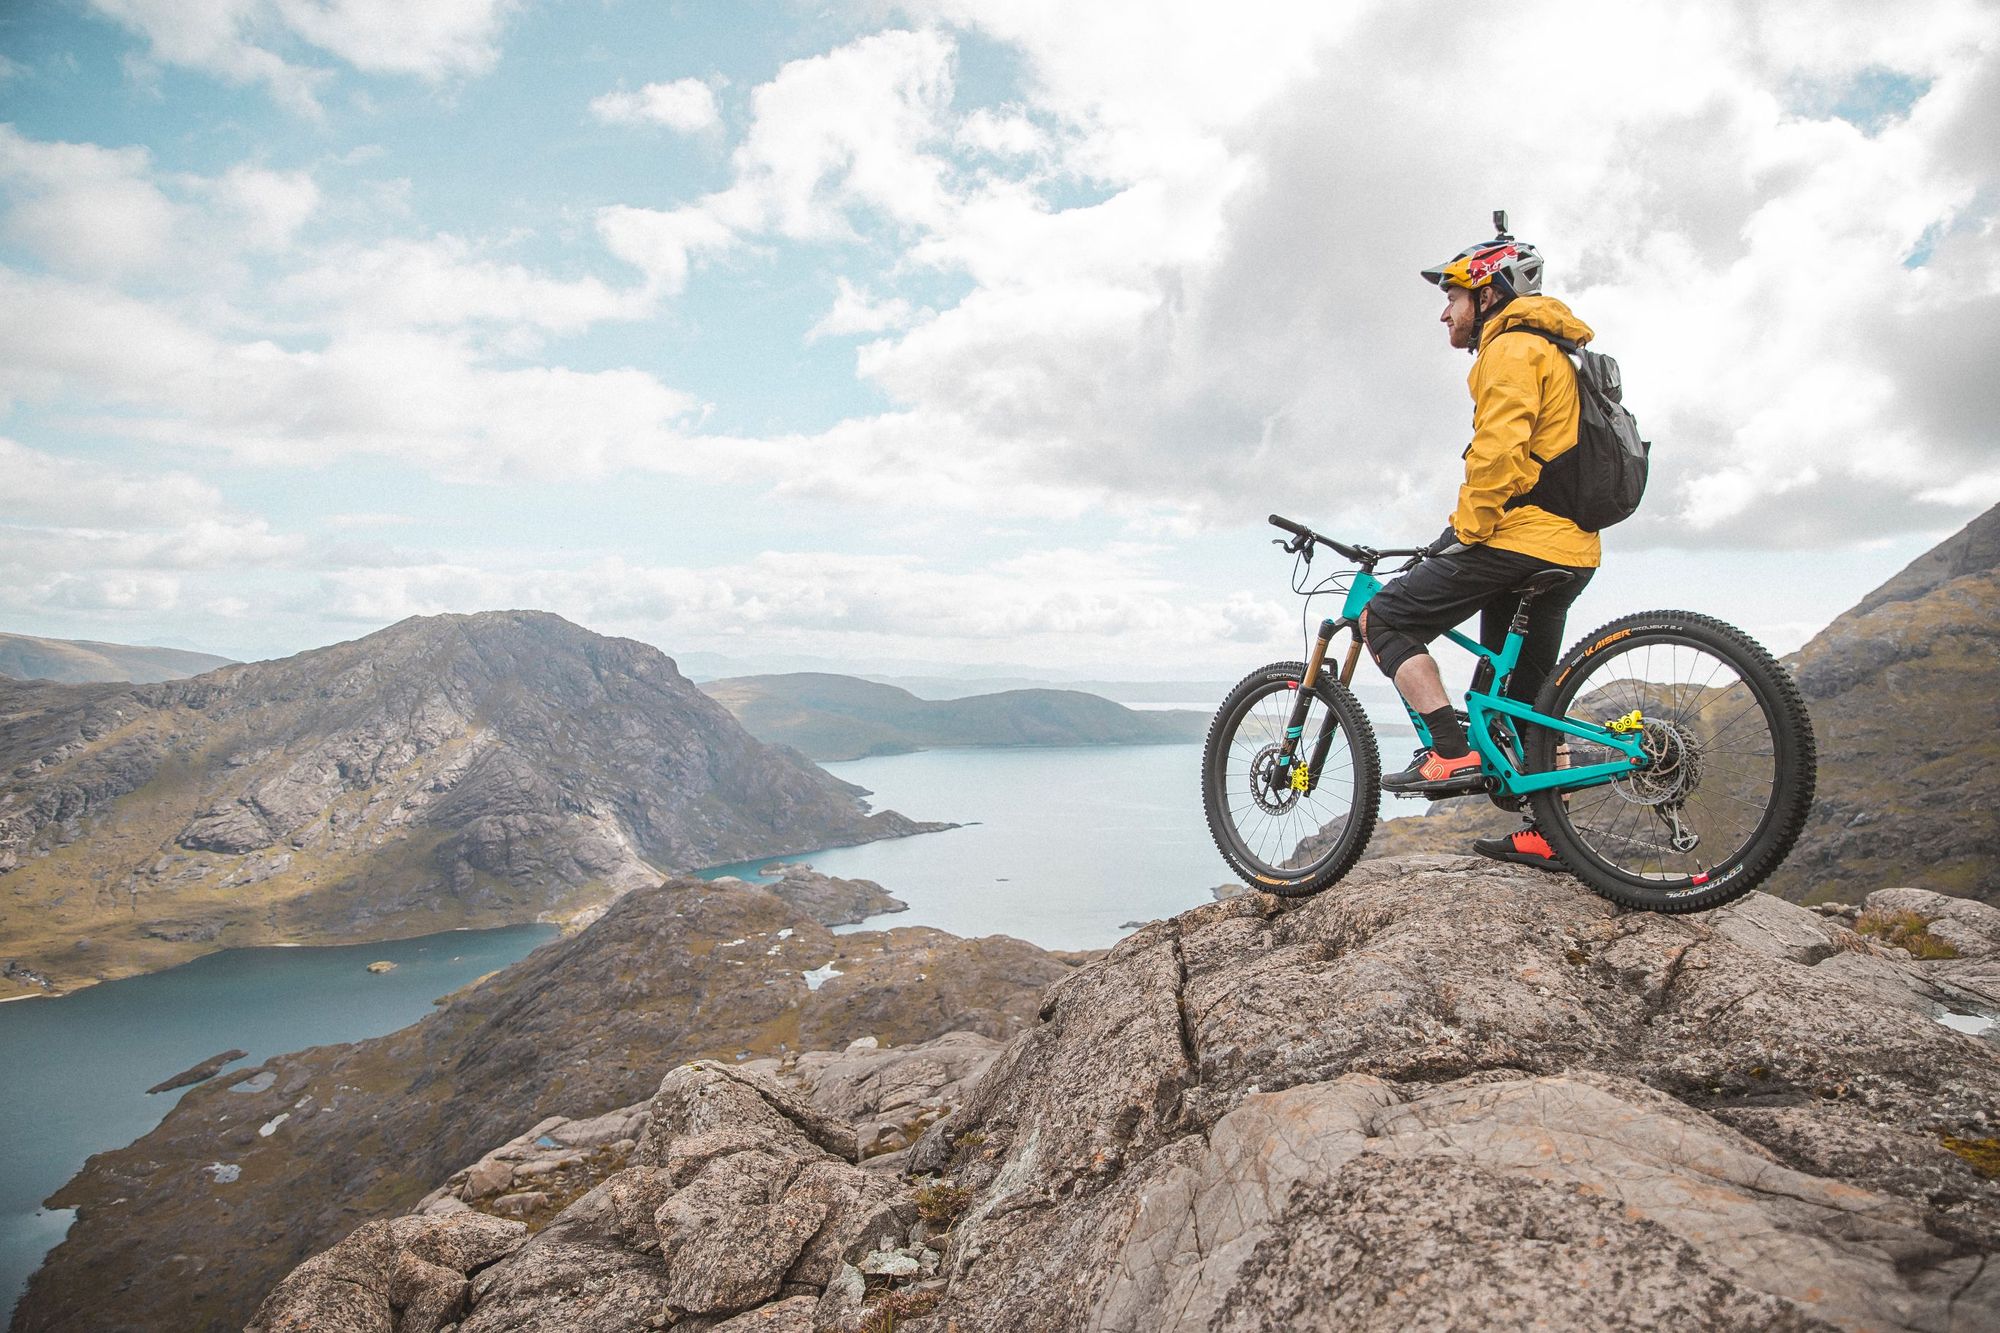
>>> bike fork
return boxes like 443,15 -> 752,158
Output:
1276,618 -> 1342,787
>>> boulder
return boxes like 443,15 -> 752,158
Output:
246,1211 -> 525,1333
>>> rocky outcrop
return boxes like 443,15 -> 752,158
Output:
0,611 -> 942,994
247,1033 -> 1000,1332
1774,502 -> 1999,906
11,877 -> 1082,1333
144,1049 -> 247,1094
751,864 -> 907,926
248,861 -> 2000,1332
895,860 -> 1998,1331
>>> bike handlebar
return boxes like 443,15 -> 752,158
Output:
1267,514 -> 1425,568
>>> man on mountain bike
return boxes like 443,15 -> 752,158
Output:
1358,224 -> 1598,871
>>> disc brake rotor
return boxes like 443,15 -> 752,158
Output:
1248,743 -> 1300,815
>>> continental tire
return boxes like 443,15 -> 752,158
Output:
1202,661 -> 1381,898
1526,611 -> 1816,913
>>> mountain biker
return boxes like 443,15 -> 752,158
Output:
1358,224 -> 1599,871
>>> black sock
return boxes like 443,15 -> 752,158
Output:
1422,706 -> 1469,758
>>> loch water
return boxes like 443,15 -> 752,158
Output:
0,923 -> 557,1321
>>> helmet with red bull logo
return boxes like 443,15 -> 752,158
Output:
1421,215 -> 1544,297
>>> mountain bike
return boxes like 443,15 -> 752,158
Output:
1201,515 -> 1817,913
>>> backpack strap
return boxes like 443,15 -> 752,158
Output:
1501,325 -> 1578,354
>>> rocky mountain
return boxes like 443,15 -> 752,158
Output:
698,673 -> 1205,762
0,632 -> 234,685
1771,502 -> 1999,905
11,873 -> 1088,1332
247,861 -> 2000,1332
0,612 -> 937,995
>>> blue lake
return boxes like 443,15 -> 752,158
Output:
0,923 -> 557,1322
703,742 -> 1224,951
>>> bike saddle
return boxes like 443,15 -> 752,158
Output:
1514,569 -> 1576,601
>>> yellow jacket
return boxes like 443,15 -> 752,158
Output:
1451,295 -> 1601,568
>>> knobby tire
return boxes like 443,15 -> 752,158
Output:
1526,611 -> 1816,913
1202,661 -> 1382,898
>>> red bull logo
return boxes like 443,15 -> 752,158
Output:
1465,244 -> 1518,283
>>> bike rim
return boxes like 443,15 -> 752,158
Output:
1552,637 -> 1782,887
1214,681 -> 1364,877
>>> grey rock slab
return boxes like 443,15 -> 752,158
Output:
1092,1071 -> 1976,1332
1868,886 -> 2000,958
246,1211 -> 525,1333
459,1168 -> 677,1333
642,1061 -> 860,1166
709,1295 -> 819,1331
655,1148 -> 823,1313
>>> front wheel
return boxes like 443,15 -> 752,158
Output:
1527,611 -> 1816,913
1202,662 -> 1381,898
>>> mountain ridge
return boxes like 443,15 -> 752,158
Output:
0,611 -> 936,995
0,632 -> 235,685
699,671 -> 1206,761
1770,501 -> 1999,904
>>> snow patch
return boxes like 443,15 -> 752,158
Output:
802,963 -> 844,991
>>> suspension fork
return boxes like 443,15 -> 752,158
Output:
1276,618 -> 1350,787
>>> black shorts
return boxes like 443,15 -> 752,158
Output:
1363,545 -> 1594,703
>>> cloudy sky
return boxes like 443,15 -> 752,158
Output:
1,0 -> 1994,681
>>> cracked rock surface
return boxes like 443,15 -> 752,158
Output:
907,859 -> 2000,1332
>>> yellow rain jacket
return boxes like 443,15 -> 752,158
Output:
1451,295 -> 1601,568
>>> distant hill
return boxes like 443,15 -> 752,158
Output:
0,632 -> 233,683
699,672 -> 1208,761
863,674 -> 1231,704
0,612 -> 933,995
1769,501 -> 1999,905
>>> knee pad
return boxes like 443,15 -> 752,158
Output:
1362,610 -> 1424,680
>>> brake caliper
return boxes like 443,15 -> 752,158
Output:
1290,763 -> 1311,793
1606,710 -> 1644,734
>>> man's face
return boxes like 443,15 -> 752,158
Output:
1440,285 -> 1479,349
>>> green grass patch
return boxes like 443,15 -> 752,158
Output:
1853,909 -> 1960,959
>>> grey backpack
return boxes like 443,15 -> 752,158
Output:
1504,327 -> 1650,532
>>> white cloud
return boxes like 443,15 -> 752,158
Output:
271,0 -> 514,80
208,164 -> 320,251
86,0 -> 516,112
0,270 -> 704,478
0,127 -> 179,275
807,277 -> 918,341
955,107 -> 1044,158
599,28 -> 957,288
276,234 -> 652,335
0,128 -> 319,279
293,545 -> 1293,671
590,78 -> 721,133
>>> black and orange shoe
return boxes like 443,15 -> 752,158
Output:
1473,824 -> 1564,873
1381,747 -> 1487,796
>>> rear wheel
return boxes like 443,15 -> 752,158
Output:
1527,612 -> 1816,912
1202,661 -> 1381,898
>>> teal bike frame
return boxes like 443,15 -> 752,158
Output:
1274,569 -> 1648,798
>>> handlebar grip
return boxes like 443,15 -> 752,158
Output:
1268,514 -> 1312,540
